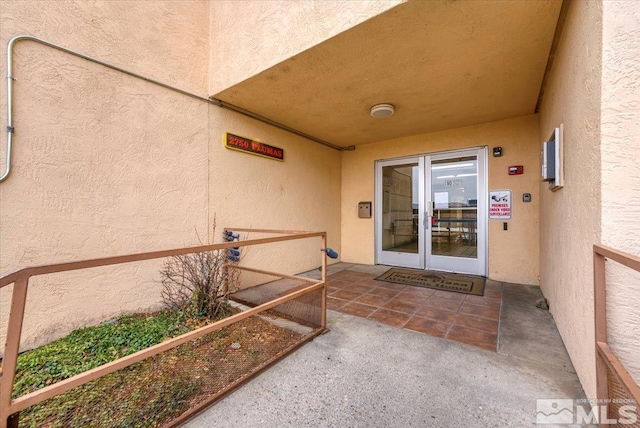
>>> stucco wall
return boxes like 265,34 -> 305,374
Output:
538,0 -> 602,399
0,1 -> 342,352
341,115 -> 541,285
208,109 -> 342,286
600,0 -> 640,384
0,0 -> 211,351
208,0 -> 402,95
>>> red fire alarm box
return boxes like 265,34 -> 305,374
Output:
509,165 -> 524,175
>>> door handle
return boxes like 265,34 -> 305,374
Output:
424,203 -> 433,229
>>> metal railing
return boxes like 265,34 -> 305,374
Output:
593,244 -> 640,426
0,228 -> 328,427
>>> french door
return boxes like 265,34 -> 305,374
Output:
375,147 -> 487,276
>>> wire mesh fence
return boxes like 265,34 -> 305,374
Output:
594,244 -> 640,426
607,366 -> 640,428
1,229 -> 328,428
12,286 -> 323,428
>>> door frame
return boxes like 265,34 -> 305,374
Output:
374,156 -> 425,269
374,147 -> 488,276
425,147 -> 488,275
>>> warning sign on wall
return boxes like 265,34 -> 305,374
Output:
489,190 -> 512,219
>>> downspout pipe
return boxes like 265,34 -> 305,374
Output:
1,35 -> 343,183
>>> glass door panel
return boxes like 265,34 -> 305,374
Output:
376,148 -> 486,275
430,156 -> 478,258
426,148 -> 486,275
382,163 -> 418,253
376,157 -> 424,269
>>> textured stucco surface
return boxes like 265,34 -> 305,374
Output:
0,0 -> 342,352
600,0 -> 640,384
208,109 -> 342,287
341,115 -> 541,285
208,0 -> 402,95
214,0 -> 562,147
538,0 -> 602,399
1,2 -> 635,406
0,1 -> 208,352
0,0 -> 211,351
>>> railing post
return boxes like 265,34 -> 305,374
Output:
0,277 -> 29,428
0,229 -> 327,424
593,247 -> 608,422
321,233 -> 327,330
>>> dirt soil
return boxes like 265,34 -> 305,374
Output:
18,314 -> 308,428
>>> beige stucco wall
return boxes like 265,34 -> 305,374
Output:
341,115 -> 541,285
208,109 -> 342,286
538,0 -> 602,399
208,0 -> 403,95
0,0 -> 211,351
0,0 -> 342,352
600,0 -> 640,384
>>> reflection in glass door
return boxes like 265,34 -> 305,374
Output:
376,148 -> 487,276
427,149 -> 486,275
376,157 -> 424,269
430,157 -> 478,258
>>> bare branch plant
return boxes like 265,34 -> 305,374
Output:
160,220 -> 241,319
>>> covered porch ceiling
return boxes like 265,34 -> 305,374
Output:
213,0 -> 563,149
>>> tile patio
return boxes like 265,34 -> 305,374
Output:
325,269 -> 502,351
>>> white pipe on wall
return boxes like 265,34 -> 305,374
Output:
0,35 -> 342,182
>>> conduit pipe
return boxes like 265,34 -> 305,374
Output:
1,35 -> 343,183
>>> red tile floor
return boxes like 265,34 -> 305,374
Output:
326,269 -> 502,351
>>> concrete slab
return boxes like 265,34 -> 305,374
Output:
185,273 -> 588,427
342,264 -> 392,276
498,282 -> 578,376
185,289 -> 584,428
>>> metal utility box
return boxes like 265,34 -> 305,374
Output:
541,125 -> 564,191
358,201 -> 372,218
541,140 -> 555,181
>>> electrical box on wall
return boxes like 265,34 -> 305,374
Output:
358,201 -> 372,218
541,124 -> 564,191
541,140 -> 555,180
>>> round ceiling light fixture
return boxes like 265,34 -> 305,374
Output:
370,103 -> 395,118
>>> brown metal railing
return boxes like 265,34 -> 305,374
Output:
593,244 -> 640,426
0,228 -> 328,427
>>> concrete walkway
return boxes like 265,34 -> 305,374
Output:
185,265 -> 587,427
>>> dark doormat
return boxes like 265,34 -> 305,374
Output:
375,268 -> 485,296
